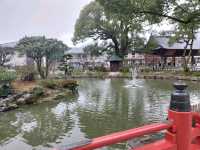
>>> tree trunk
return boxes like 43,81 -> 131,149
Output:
45,58 -> 49,79
36,59 -> 45,79
186,38 -> 194,72
111,37 -> 120,56
182,40 -> 190,72
120,26 -> 129,57
183,27 -> 195,72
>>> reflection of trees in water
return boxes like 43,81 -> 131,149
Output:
77,79 -> 145,139
137,80 -> 171,123
22,102 -> 74,147
0,112 -> 18,144
0,101 -> 75,148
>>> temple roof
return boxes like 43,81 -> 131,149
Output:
66,47 -> 84,54
149,35 -> 200,50
143,35 -> 200,57
109,54 -> 122,62
0,42 -> 18,48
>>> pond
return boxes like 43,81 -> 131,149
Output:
0,79 -> 200,150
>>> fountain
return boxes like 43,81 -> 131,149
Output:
125,65 -> 143,88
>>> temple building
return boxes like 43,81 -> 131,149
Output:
144,35 -> 200,67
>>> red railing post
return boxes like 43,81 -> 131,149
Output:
168,83 -> 192,150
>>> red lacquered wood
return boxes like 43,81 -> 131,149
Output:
73,122 -> 172,150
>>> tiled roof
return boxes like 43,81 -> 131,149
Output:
66,47 -> 84,54
0,42 -> 18,48
151,35 -> 200,50
109,54 -> 122,61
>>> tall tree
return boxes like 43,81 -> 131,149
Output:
98,0 -> 200,25
169,1 -> 200,72
17,36 -> 68,79
83,43 -> 106,57
98,0 -> 200,72
73,1 -> 144,58
44,39 -> 68,78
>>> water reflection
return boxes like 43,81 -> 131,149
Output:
0,101 -> 75,149
0,79 -> 200,150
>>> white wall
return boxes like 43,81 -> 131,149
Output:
8,52 -> 27,67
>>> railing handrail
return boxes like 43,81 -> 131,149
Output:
72,121 -> 172,150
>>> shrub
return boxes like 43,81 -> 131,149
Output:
0,84 -> 12,98
94,66 -> 107,72
140,68 -> 151,73
0,69 -> 16,84
32,87 -> 44,97
60,80 -> 78,93
120,67 -> 130,73
0,69 -> 16,98
40,79 -> 79,93
40,80 -> 57,89
16,66 -> 37,81
191,72 -> 200,77
61,80 -> 78,88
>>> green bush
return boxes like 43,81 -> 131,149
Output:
0,84 -> 12,98
32,87 -> 44,97
61,80 -> 78,88
120,67 -> 130,73
140,68 -> 151,73
0,69 -> 16,84
93,66 -> 107,72
40,79 -> 79,93
0,69 -> 16,98
191,72 -> 200,77
16,66 -> 37,81
60,80 -> 78,93
40,80 -> 57,89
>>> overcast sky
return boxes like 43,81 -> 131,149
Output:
0,0 -> 92,46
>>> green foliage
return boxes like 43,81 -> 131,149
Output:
40,80 -> 57,89
0,69 -> 16,84
140,68 -> 152,73
83,43 -> 106,56
58,54 -> 74,78
143,36 -> 159,53
32,87 -> 44,97
97,0 -> 200,72
60,80 -> 78,93
93,66 -> 107,72
16,66 -> 37,81
0,69 -> 16,98
168,1 -> 200,72
97,0 -> 165,25
16,36 -> 68,79
0,84 -> 12,98
120,67 -> 130,73
40,79 -> 79,92
73,1 -> 144,57
98,0 -> 200,25
191,72 -> 200,77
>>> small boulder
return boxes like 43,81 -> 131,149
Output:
0,103 -> 18,112
16,98 -> 26,105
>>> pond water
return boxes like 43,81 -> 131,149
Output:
0,79 -> 200,150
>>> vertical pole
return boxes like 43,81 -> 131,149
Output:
168,83 -> 192,150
